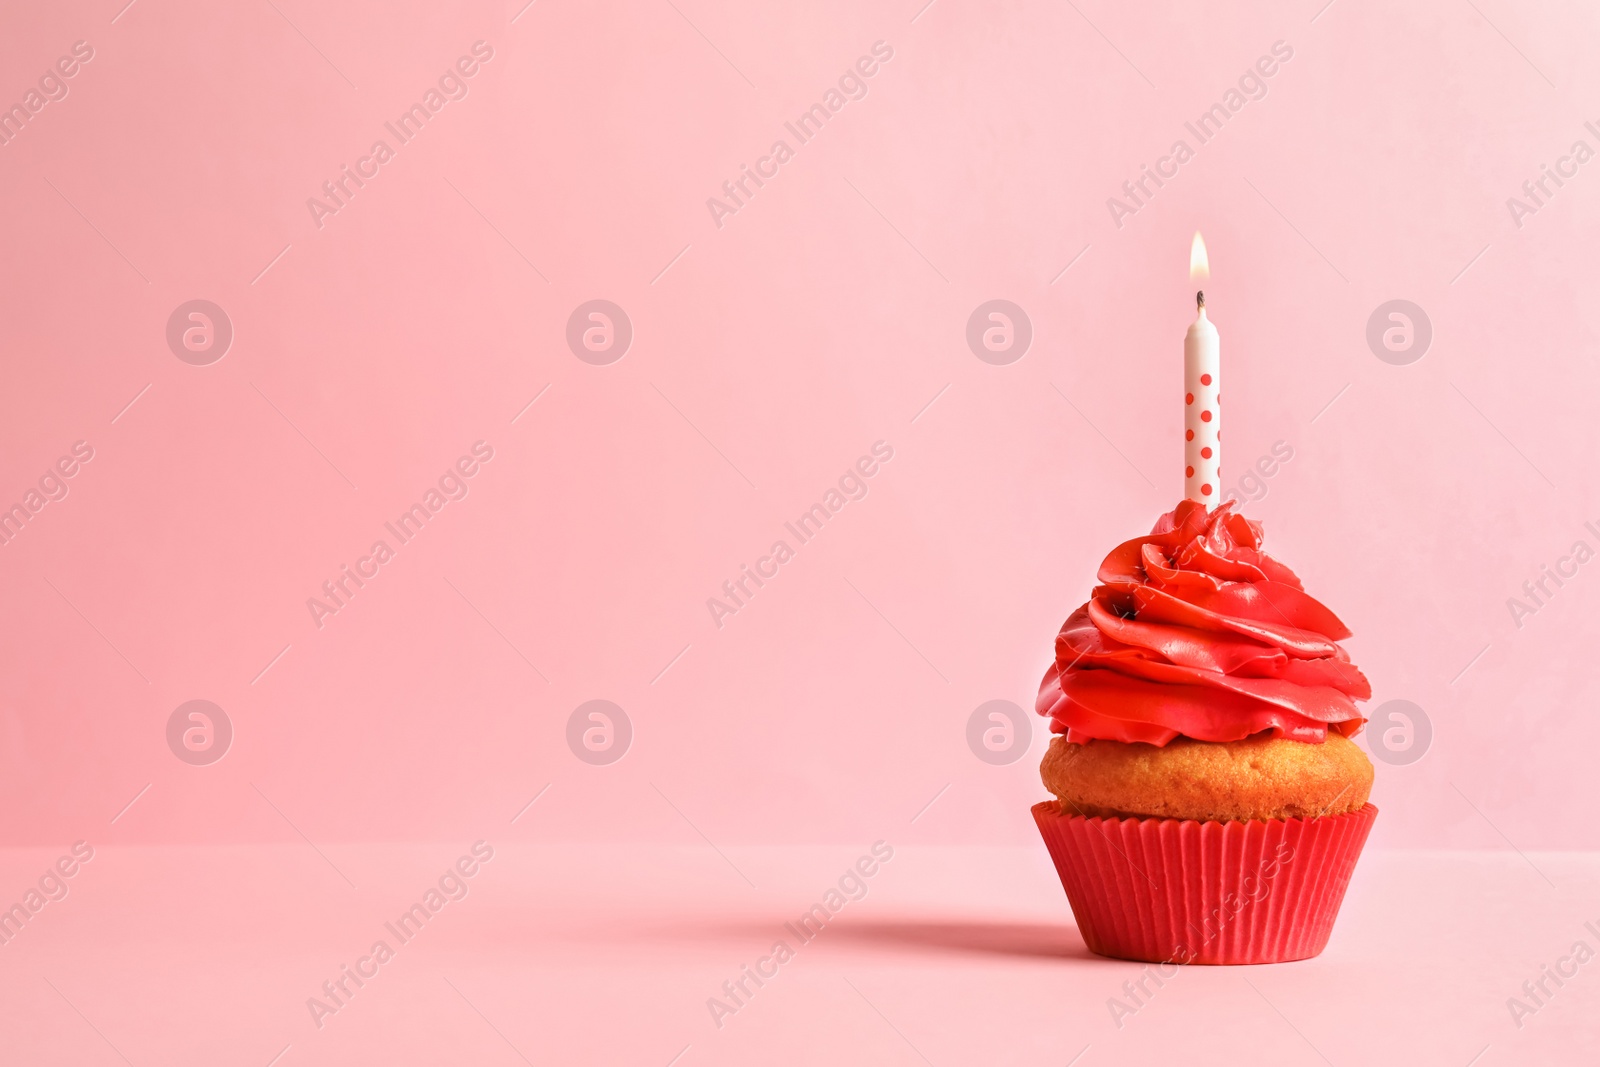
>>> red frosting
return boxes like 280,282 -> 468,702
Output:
1036,500 -> 1369,746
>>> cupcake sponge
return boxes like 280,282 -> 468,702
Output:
1040,732 -> 1373,821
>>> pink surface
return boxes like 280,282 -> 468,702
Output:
2,843 -> 1597,1064
3,0 -> 1599,1059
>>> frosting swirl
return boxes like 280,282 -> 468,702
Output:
1036,499 -> 1369,746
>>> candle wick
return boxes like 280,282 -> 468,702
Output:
1196,290 -> 1205,310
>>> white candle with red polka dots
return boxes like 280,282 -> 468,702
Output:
1184,291 -> 1220,507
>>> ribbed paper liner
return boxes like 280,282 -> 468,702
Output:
1033,801 -> 1376,965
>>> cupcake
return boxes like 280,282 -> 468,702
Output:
1032,499 -> 1377,965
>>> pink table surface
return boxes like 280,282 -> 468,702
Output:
3,842 -> 1595,1065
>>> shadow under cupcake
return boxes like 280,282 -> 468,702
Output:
1033,499 -> 1377,966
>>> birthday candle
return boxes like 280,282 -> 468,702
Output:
1185,232 -> 1220,506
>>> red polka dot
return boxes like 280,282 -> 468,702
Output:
1201,483 -> 1213,496
1186,465 -> 1194,477
1217,431 -> 1222,440
1201,447 -> 1213,459
1200,374 -> 1212,386
1217,394 -> 1221,405
1200,410 -> 1212,422
1185,429 -> 1194,441
1186,393 -> 1194,405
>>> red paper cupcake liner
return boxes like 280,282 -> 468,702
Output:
1032,801 -> 1377,965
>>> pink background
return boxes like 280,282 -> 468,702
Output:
2,0 -> 1599,1062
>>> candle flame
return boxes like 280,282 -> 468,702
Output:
1190,232 -> 1209,281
